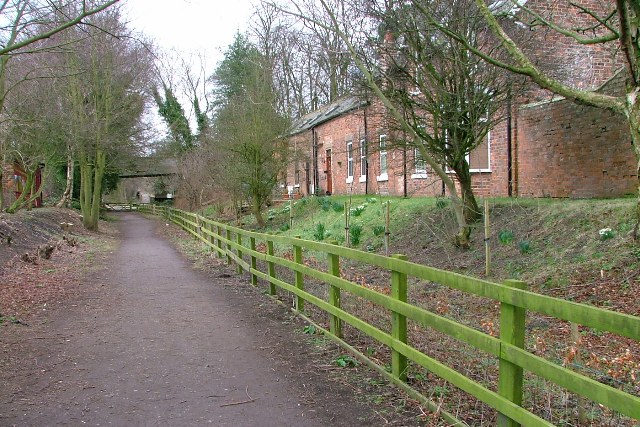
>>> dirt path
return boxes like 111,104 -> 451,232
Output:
1,213 -> 388,426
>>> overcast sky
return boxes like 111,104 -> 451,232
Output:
124,0 -> 255,70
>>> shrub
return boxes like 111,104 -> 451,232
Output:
599,228 -> 615,240
313,223 -> 326,241
498,229 -> 514,245
350,204 -> 366,217
317,197 -> 331,211
350,224 -> 363,246
373,225 -> 386,236
518,239 -> 532,254
332,202 -> 344,212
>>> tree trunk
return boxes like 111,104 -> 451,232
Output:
628,103 -> 640,240
0,168 -> 4,211
79,151 -> 105,232
56,144 -> 74,208
252,195 -> 265,228
450,165 -> 481,249
6,170 -> 35,213
457,171 -> 481,224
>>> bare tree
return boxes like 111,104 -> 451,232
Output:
370,0 -> 520,233
278,0 -> 503,247
421,0 -> 640,239
0,0 -> 121,210
251,1 -> 364,117
61,8 -> 152,230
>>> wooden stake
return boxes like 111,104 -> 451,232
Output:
385,201 -> 390,257
289,198 -> 293,228
344,202 -> 349,247
484,199 -> 491,277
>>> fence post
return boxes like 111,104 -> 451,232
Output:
391,254 -> 408,382
236,232 -> 243,274
498,279 -> 527,427
266,238 -> 277,296
225,229 -> 232,264
206,222 -> 214,252
249,236 -> 258,286
327,241 -> 342,338
216,225 -> 223,258
293,236 -> 304,312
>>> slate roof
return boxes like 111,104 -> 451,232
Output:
288,96 -> 368,136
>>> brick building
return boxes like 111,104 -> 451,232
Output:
284,1 -> 637,200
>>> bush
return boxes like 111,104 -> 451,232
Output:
317,197 -> 331,211
373,225 -> 386,236
518,239 -> 532,254
498,229 -> 514,245
350,204 -> 366,217
350,224 -> 363,246
313,223 -> 326,241
332,202 -> 344,212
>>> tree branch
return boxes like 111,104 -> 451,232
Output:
472,0 -> 625,114
519,2 -> 619,45
0,0 -> 121,56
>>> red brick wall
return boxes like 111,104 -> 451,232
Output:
519,0 -> 625,102
516,99 -> 636,198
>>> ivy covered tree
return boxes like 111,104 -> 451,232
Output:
153,85 -> 195,154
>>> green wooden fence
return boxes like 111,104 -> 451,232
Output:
137,204 -> 640,426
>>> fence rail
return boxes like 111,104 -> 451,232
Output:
136,204 -> 640,426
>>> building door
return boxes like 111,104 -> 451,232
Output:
325,149 -> 332,195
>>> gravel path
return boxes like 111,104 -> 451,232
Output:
1,213 -> 381,426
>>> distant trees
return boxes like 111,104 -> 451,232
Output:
251,1 -> 363,117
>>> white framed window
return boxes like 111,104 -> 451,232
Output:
468,131 -> 491,172
377,134 -> 388,181
359,138 -> 367,182
346,139 -> 354,183
412,147 -> 428,179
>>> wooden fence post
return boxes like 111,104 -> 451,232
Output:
344,203 -> 350,247
236,233 -> 243,274
385,201 -> 391,257
498,279 -> 527,427
293,236 -> 304,312
216,225 -> 223,258
225,229 -> 232,264
249,236 -> 258,286
327,241 -> 342,338
266,239 -> 277,296
484,199 -> 491,277
391,254 -> 408,382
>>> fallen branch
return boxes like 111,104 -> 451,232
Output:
220,386 -> 255,407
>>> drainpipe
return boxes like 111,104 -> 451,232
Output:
312,128 -> 319,196
403,143 -> 407,198
507,93 -> 513,197
363,108 -> 369,195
